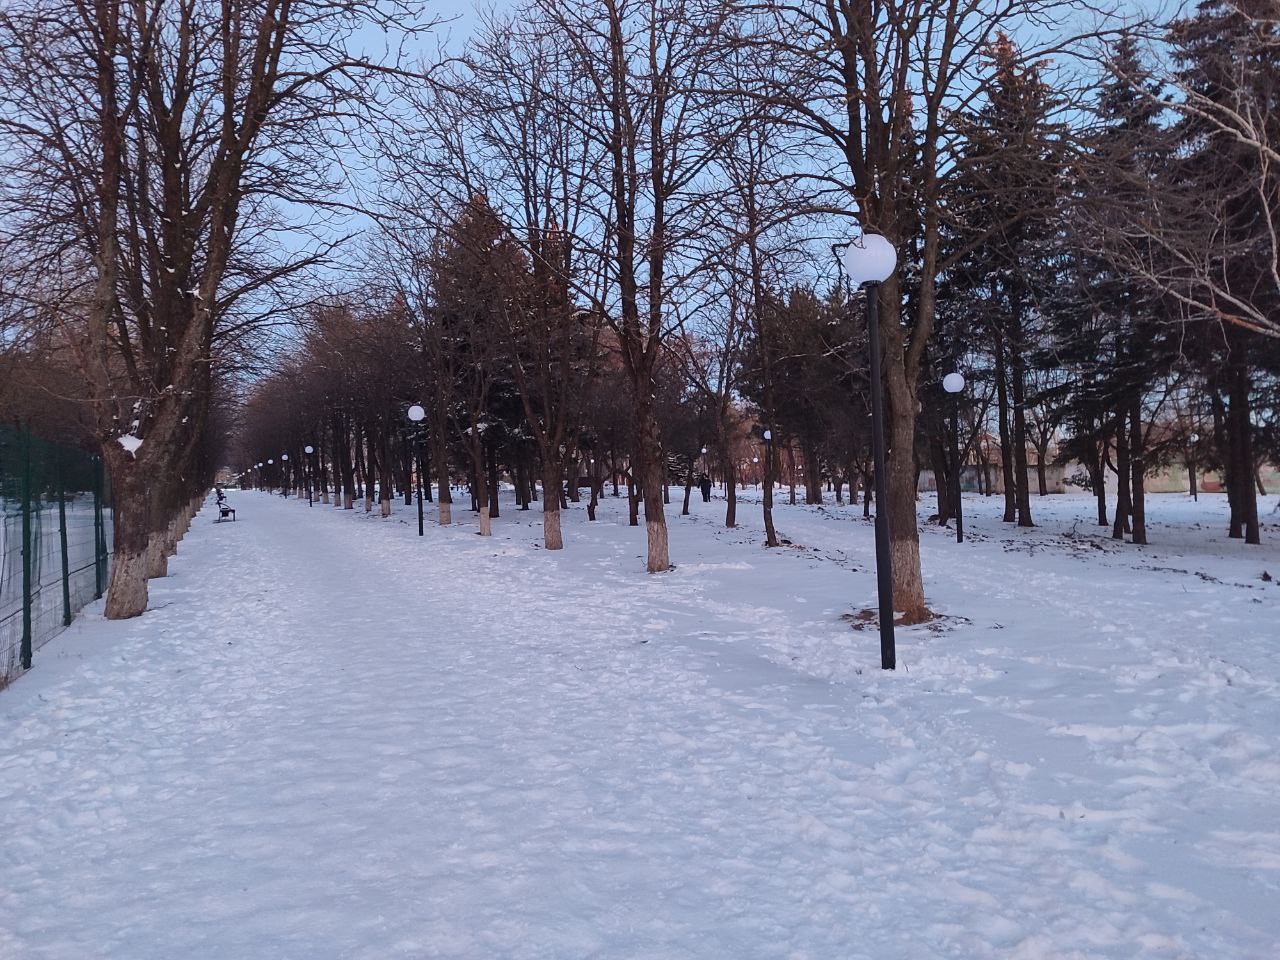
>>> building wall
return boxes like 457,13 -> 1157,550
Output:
917,464 -> 1070,495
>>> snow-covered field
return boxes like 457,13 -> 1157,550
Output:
1,486 -> 1278,959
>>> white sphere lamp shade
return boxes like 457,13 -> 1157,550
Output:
304,445 -> 314,455
763,429 -> 772,441
842,234 -> 897,284
281,453 -> 289,461
943,372 -> 966,394
407,403 -> 426,423
267,459 -> 274,465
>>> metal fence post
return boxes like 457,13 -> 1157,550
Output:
20,423 -> 33,670
58,453 -> 72,627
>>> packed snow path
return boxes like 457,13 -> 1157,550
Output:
2,490 -> 1278,958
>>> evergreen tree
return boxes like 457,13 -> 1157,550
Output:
941,35 -> 1069,528
1062,34 -> 1179,545
1164,0 -> 1280,543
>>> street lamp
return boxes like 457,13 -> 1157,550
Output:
1188,432 -> 1200,501
407,404 -> 426,536
761,428 -> 774,501
943,371 -> 966,543
842,233 -> 898,670
304,445 -> 315,507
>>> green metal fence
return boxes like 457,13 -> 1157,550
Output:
0,425 -> 112,686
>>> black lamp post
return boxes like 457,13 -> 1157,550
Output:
280,453 -> 290,497
304,445 -> 315,506
841,234 -> 898,671
1188,432 -> 1200,501
408,404 -> 426,536
943,372 -> 966,543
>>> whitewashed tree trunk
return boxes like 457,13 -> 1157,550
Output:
543,508 -> 563,551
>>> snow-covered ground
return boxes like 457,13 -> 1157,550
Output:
1,486 -> 1278,959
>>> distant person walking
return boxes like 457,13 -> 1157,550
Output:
699,474 -> 712,503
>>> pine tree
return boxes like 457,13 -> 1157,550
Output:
430,196 -> 530,537
1164,0 -> 1280,543
1063,34 -> 1180,545
941,35 -> 1069,528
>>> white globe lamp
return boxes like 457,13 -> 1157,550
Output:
842,234 -> 897,285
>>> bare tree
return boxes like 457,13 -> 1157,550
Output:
739,0 -> 1116,619
532,0 -> 743,572
0,0 -> 426,616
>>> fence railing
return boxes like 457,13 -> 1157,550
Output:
0,425 -> 112,686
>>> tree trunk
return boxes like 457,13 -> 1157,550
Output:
880,285 -> 928,622
471,434 -> 491,536
1112,419 -> 1131,540
994,329 -> 1016,523
786,446 -> 797,506
104,461 -> 152,619
1009,332 -> 1034,527
541,456 -> 564,550
1091,445 -> 1108,527
929,430 -> 951,526
633,393 -> 669,571
802,441 -> 822,504
566,455 -> 581,503
334,416 -> 355,510
486,437 -> 500,518
380,430 -> 393,518
431,434 -> 451,526
723,456 -> 737,529
1228,350 -> 1260,544
762,443 -> 779,548
515,455 -> 529,510
1129,400 -> 1147,545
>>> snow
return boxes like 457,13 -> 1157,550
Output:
1,488 -> 1278,958
117,434 -> 143,456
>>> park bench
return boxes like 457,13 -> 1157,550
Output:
216,504 -> 236,523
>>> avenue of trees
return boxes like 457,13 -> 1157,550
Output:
1,0 -> 1277,620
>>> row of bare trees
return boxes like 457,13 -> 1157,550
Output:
2,0 -> 1276,623
0,0 -> 429,616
